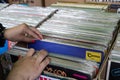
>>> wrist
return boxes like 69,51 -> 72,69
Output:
7,71 -> 26,80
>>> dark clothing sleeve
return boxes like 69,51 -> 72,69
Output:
0,62 -> 4,80
0,23 -> 6,47
0,0 -> 8,3
0,39 -> 5,47
0,23 -> 7,80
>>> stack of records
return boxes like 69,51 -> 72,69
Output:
106,33 -> 120,80
0,4 -> 57,28
28,7 -> 119,79
3,6 -> 120,79
38,7 -> 119,47
6,46 -> 99,80
33,7 -> 120,63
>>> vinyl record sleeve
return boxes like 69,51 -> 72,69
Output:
106,60 -> 120,80
0,4 -> 57,28
28,40 -> 104,63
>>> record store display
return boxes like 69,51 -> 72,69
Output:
0,4 -> 57,28
1,4 -> 120,80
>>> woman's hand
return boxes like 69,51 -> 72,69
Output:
4,23 -> 43,42
7,49 -> 50,80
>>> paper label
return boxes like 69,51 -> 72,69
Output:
86,51 -> 101,62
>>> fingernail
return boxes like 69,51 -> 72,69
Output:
31,40 -> 35,43
39,35 -> 43,39
39,36 -> 43,40
39,38 -> 42,40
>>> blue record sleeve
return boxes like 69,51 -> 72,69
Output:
28,40 -> 104,63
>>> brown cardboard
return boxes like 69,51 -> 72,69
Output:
9,0 -> 20,4
9,0 -> 57,7
27,0 -> 42,6
44,0 -> 57,7
28,0 -> 57,7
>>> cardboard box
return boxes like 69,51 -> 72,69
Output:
28,0 -> 57,7
9,0 -> 24,4
9,0 -> 57,7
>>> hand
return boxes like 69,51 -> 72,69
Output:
7,49 -> 50,80
4,23 -> 43,42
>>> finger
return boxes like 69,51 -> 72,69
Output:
38,57 -> 50,74
26,48 -> 35,57
25,27 -> 41,40
29,27 -> 43,39
35,50 -> 48,64
21,36 -> 36,42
